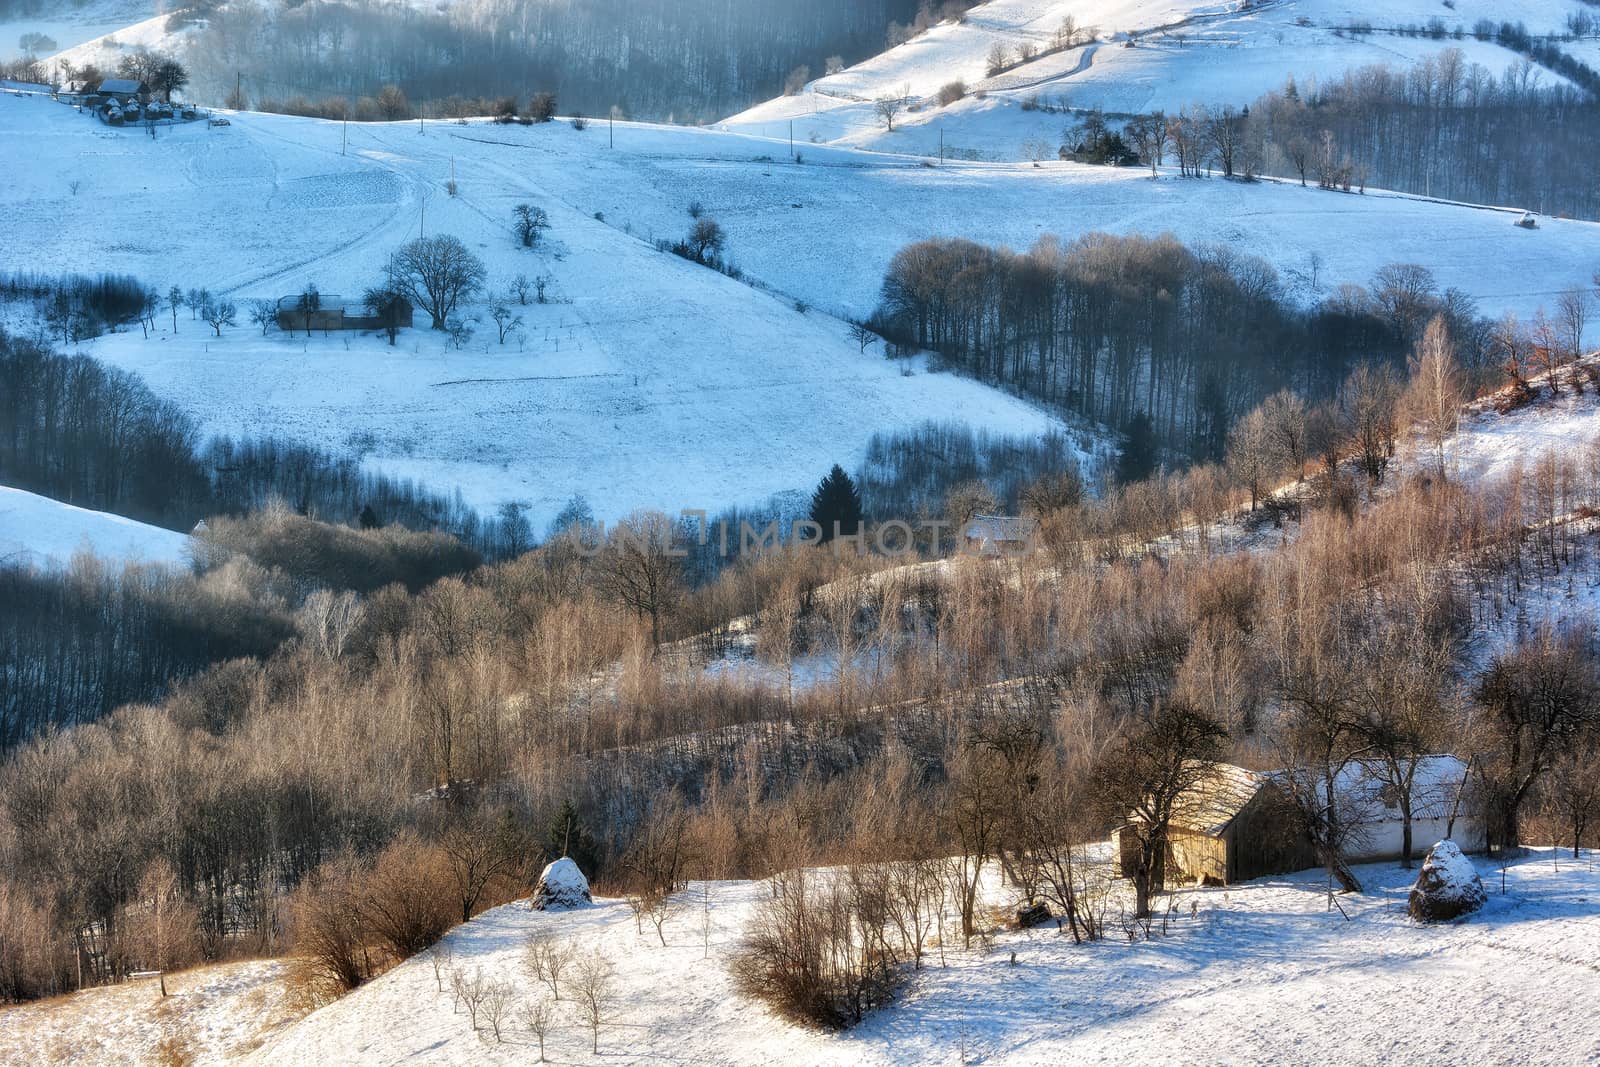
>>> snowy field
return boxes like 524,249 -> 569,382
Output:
0,484 -> 191,568
728,0 -> 1587,156
229,851 -> 1600,1067
0,0 -> 155,61
0,959 -> 293,1066
6,41 -> 1600,523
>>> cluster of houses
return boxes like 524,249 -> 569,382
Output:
58,78 -> 199,127
1116,754 -> 1483,885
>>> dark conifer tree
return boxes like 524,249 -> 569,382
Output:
810,464 -> 864,542
1115,412 -> 1158,485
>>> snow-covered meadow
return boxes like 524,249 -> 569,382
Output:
5,87 -> 1600,525
219,851 -> 1600,1067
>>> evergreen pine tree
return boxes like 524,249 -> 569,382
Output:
1115,412 -> 1159,485
548,799 -> 600,874
809,464 -> 864,542
359,504 -> 380,529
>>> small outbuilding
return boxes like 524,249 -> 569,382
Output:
1115,762 -> 1315,886
962,514 -> 1038,557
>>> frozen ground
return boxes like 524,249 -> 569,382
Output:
0,959 -> 294,1065
0,484 -> 191,568
238,850 -> 1600,1067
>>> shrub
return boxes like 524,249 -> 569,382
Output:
730,870 -> 901,1030
363,835 -> 456,958
937,80 -> 966,107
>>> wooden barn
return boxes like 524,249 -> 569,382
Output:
275,293 -> 412,333
1115,763 -> 1316,886
1115,755 -> 1482,886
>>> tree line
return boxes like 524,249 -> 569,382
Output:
180,0 -> 921,123
873,231 -> 1492,461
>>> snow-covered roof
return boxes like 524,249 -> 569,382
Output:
97,79 -> 144,95
964,514 -> 1038,544
1336,755 -> 1470,823
1169,762 -> 1272,837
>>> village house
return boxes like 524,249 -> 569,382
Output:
962,514 -> 1038,557
1115,754 -> 1483,886
275,293 -> 413,333
94,78 -> 148,106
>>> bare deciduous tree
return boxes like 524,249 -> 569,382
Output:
384,235 -> 486,330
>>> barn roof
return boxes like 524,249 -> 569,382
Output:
97,79 -> 145,95
1169,762 -> 1271,837
277,293 -> 354,312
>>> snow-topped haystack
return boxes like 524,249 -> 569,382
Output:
531,857 -> 591,910
1408,841 -> 1487,922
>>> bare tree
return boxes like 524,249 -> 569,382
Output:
489,305 -> 523,344
873,95 -> 903,132
1405,315 -> 1463,480
1226,406 -> 1277,511
201,297 -> 237,337
573,951 -> 616,1054
523,931 -> 576,1000
594,510 -> 684,649
509,274 -> 533,306
1340,364 -> 1401,484
385,235 -> 487,330
1094,703 -> 1229,919
460,967 -> 489,1029
986,41 -> 1011,76
687,217 -> 726,263
513,204 -> 550,249
246,298 -> 277,337
482,979 -> 514,1042
426,942 -> 453,993
521,997 -> 554,1061
847,322 -> 879,354
124,858 -> 198,997
1556,284 -> 1590,362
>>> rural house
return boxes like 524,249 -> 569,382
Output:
962,514 -> 1038,557
1115,755 -> 1482,886
95,79 -> 147,105
275,293 -> 413,333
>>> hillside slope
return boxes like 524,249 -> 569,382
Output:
0,484 -> 191,568
727,0 -> 1587,159
240,853 -> 1600,1067
0,93 -> 1070,528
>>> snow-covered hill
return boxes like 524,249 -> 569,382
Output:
727,0 -> 1588,158
5,91 -> 1598,523
233,852 -> 1600,1066
0,484 -> 191,568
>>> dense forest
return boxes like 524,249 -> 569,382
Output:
180,0 -> 929,122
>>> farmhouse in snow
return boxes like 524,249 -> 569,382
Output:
1115,754 -> 1482,886
962,514 -> 1038,557
94,79 -> 148,105
275,293 -> 413,333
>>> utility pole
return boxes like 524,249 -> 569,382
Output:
342,116 -> 347,156
609,111 -> 614,148
940,126 -> 944,166
789,119 -> 794,159
235,70 -> 240,109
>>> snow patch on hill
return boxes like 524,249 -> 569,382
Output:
0,484 -> 190,568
